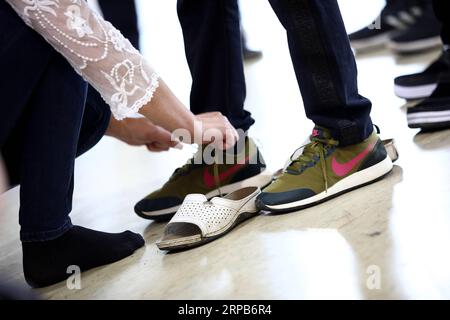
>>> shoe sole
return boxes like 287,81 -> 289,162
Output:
157,210 -> 258,252
256,157 -> 393,213
408,109 -> 450,128
394,83 -> 437,100
387,36 -> 442,53
135,170 -> 273,222
350,33 -> 391,52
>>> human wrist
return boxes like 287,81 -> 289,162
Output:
105,117 -> 126,140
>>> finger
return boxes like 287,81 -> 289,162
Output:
146,143 -> 160,152
196,112 -> 222,119
170,140 -> 184,150
218,117 -> 238,149
222,129 -> 237,150
222,116 -> 239,141
230,126 -> 239,142
147,138 -> 182,151
149,125 -> 180,146
147,143 -> 169,152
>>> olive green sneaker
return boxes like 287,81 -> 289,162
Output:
135,137 -> 271,221
256,127 -> 393,213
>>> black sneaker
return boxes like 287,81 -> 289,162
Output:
407,82 -> 450,129
387,3 -> 442,53
394,49 -> 450,99
349,0 -> 425,52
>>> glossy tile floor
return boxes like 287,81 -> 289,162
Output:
1,0 -> 450,299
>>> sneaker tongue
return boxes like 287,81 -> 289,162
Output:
310,126 -> 332,141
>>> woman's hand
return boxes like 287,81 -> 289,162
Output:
194,112 -> 239,150
106,117 -> 182,152
138,79 -> 239,150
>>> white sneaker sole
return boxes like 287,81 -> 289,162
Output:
387,36 -> 442,53
394,83 -> 437,100
350,33 -> 391,52
258,157 -> 393,212
408,109 -> 450,126
138,170 -> 273,219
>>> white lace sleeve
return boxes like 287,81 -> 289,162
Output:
5,0 -> 159,120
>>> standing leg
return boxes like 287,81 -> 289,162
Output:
134,0 -> 269,222
177,0 -> 254,132
268,0 -> 373,146
257,0 -> 393,212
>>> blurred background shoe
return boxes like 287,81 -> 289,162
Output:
407,81 -> 450,130
394,48 -> 450,99
387,2 -> 442,53
349,0 -> 439,53
349,0 -> 423,51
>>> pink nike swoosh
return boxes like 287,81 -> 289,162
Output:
312,129 -> 320,137
203,156 -> 250,188
331,144 -> 375,177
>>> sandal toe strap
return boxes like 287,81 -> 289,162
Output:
168,200 -> 237,237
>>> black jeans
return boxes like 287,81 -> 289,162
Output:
433,0 -> 450,45
0,2 -> 111,242
177,0 -> 254,132
178,0 -> 373,145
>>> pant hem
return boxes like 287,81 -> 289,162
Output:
20,219 -> 73,242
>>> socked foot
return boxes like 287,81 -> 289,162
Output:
22,226 -> 145,288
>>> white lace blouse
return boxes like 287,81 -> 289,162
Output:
5,0 -> 159,120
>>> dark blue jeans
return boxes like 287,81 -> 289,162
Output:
177,0 -> 255,132
178,0 -> 373,145
0,2 -> 111,242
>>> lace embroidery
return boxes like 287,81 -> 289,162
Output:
112,73 -> 160,120
6,0 -> 159,120
65,5 -> 93,38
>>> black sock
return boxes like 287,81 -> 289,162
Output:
22,226 -> 145,288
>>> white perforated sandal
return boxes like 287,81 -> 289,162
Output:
157,187 -> 261,251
